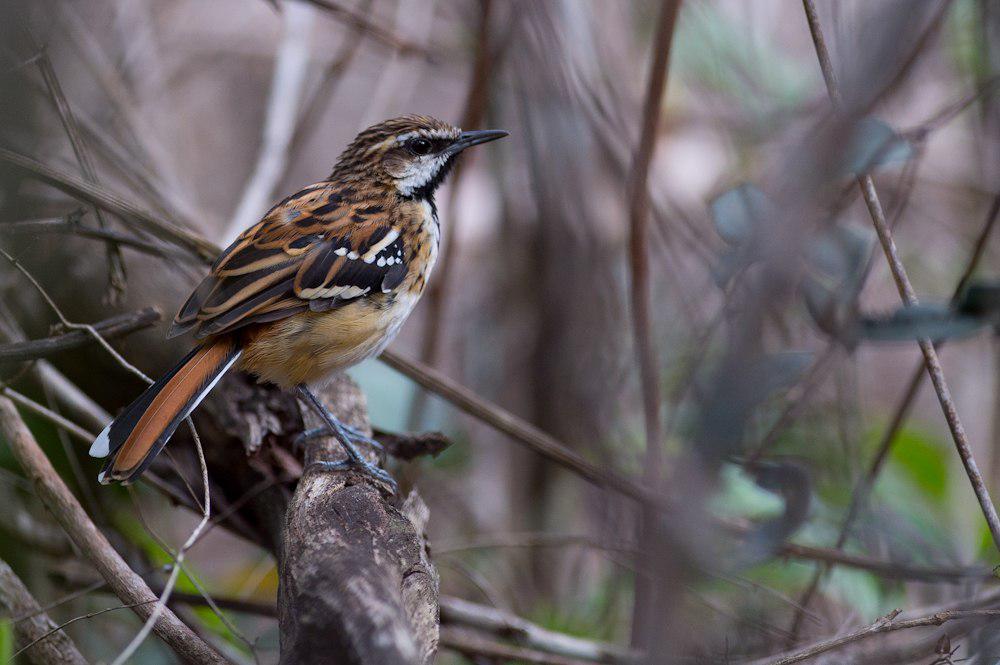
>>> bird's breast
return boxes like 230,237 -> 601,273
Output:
239,293 -> 419,389
399,198 -> 440,294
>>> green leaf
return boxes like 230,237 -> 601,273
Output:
709,248 -> 738,287
710,464 -> 785,521
709,184 -> 773,246
0,619 -> 11,664
750,351 -> 815,397
823,567 -> 886,619
859,304 -> 985,342
802,224 -> 874,339
844,117 -> 913,174
808,225 -> 873,291
957,280 -> 1000,317
888,428 -> 949,502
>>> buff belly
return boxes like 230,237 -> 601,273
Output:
239,297 -> 413,389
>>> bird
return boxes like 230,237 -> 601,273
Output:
88,115 -> 507,491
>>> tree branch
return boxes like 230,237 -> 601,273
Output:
0,397 -> 225,664
278,375 -> 439,664
758,607 -> 1000,665
801,0 -> 1000,553
296,0 -> 435,59
0,146 -> 218,261
0,307 -> 160,362
787,192 -> 1000,638
440,596 -> 639,664
379,349 -> 657,504
0,557 -> 87,665
221,2 -> 316,244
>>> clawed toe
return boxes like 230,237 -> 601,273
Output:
308,459 -> 398,494
293,427 -> 330,454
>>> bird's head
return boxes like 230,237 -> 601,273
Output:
331,115 -> 507,199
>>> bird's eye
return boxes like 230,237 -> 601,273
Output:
407,138 -> 434,156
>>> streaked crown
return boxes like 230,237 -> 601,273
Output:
331,115 -> 506,200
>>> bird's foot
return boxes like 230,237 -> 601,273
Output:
306,458 -> 398,493
293,425 -> 385,457
294,385 -> 395,493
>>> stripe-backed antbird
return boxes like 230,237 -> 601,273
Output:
89,115 -> 507,492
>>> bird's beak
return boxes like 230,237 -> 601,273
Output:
446,129 -> 508,156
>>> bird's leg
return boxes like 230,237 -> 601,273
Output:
295,385 -> 396,492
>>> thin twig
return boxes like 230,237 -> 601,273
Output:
435,531 -> 637,556
439,627 -> 591,665
12,600 -> 156,662
0,398 -> 224,663
802,0 -> 1000,553
626,1 -> 682,649
0,247 -> 150,383
24,25 -> 128,302
296,0 -> 435,59
627,0 -> 681,484
0,215 -> 198,262
0,557 -> 87,665
108,419 -> 212,665
222,1 -> 316,244
786,192 -> 1000,639
759,608 -> 1000,665
0,307 -> 160,362
380,349 -> 657,504
440,596 -> 640,664
0,387 -> 95,443
904,74 -> 1000,138
0,146 -> 218,261
774,540 -> 993,583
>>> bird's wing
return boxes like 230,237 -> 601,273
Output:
169,184 -> 407,339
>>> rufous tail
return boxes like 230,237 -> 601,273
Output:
89,337 -> 241,484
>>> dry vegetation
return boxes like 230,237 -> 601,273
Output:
0,0 -> 999,663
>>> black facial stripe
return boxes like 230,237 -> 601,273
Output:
408,153 -> 458,202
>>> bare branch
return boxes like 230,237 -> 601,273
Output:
0,146 -> 218,261
0,215 -> 199,262
221,2 -> 316,244
0,558 -> 87,665
441,596 -> 640,664
380,349 -> 656,504
0,307 -> 160,363
626,0 -> 681,482
440,626 -> 591,665
801,0 -> 1000,552
296,0 -> 435,59
23,24 -> 128,302
788,192 -> 1000,637
0,397 -> 225,663
758,607 -> 1000,665
0,387 -> 95,443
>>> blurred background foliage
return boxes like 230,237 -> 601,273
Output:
0,0 -> 998,662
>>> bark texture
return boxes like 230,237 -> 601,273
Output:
0,559 -> 88,665
279,375 -> 439,665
